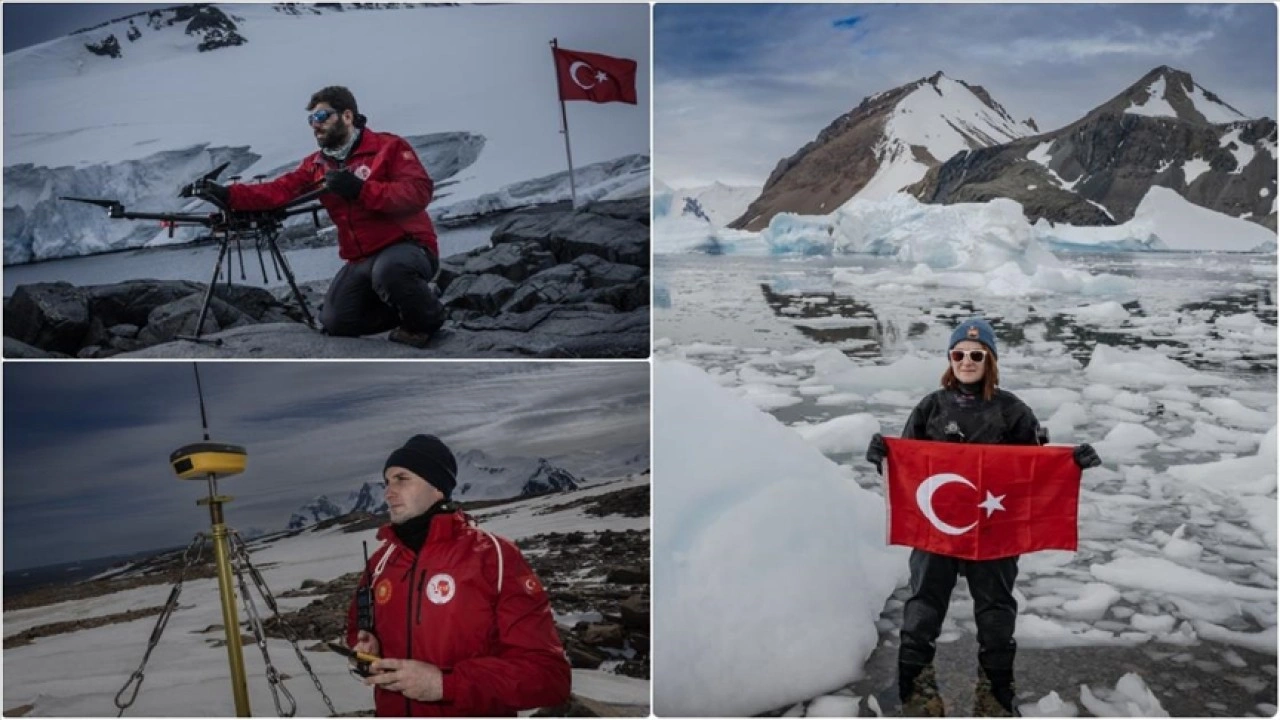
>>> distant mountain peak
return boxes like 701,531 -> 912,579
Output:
731,71 -> 1033,229
1097,65 -> 1248,126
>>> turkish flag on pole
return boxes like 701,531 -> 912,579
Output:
884,438 -> 1081,561
552,47 -> 638,104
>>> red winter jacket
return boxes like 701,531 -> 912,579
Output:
228,128 -> 439,261
345,512 -> 571,716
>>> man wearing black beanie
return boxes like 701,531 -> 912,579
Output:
344,434 -> 571,716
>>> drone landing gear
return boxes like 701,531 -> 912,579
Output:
177,229 -> 318,345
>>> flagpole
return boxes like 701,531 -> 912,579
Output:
550,38 -> 579,209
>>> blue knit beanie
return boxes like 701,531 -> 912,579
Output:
949,318 -> 997,358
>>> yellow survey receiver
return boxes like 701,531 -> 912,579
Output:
170,442 -> 247,479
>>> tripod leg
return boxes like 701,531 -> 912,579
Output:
192,238 -> 230,340
267,234 -> 318,329
256,236 -> 269,284
237,236 -> 246,281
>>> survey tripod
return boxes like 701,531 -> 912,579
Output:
61,164 -> 325,345
112,365 -> 338,717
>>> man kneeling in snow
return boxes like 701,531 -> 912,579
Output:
192,86 -> 447,348
344,434 -> 571,716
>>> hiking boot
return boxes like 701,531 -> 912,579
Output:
899,664 -> 945,717
388,326 -> 436,349
974,673 -> 1018,717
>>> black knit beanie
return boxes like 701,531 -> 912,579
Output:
384,434 -> 457,498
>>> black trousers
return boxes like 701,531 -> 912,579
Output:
899,549 -> 1019,683
320,240 -> 445,337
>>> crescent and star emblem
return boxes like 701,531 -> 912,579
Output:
915,473 -> 1007,535
568,61 -> 610,90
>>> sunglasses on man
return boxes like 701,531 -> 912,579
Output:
307,108 -> 342,125
950,349 -> 988,363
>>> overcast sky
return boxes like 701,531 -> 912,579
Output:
4,3 -> 172,52
4,362 -> 649,570
655,3 -> 1278,188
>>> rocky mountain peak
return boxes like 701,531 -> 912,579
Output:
1091,65 -> 1248,126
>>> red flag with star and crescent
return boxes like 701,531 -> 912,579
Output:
552,47 -> 638,104
884,438 -> 1081,561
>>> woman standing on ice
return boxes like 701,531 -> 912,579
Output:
865,317 -> 1100,717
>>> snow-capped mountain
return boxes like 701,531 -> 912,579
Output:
3,3 -> 649,264
664,182 -> 760,227
286,450 -> 582,530
913,66 -> 1277,232
730,71 -> 1035,230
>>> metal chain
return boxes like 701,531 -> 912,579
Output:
114,533 -> 208,717
230,531 -> 339,717
231,546 -> 298,717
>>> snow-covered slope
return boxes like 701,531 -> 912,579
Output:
3,3 -> 649,263
856,73 -> 1035,202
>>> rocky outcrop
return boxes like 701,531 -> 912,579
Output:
3,280 -> 306,358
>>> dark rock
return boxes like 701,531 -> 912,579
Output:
573,255 -> 646,289
137,293 -> 248,346
441,274 -> 517,316
5,282 -> 91,354
87,280 -> 204,327
459,241 -> 556,284
605,566 -> 648,585
3,337 -> 60,359
77,345 -> 110,359
210,285 -> 285,322
108,323 -> 141,339
628,632 -> 649,656
619,595 -> 648,630
581,623 -> 625,649
85,34 -> 122,58
562,639 -> 606,669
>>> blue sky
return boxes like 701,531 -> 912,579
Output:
4,362 -> 649,570
655,3 -> 1278,187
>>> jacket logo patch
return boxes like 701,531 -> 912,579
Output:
401,150 -> 413,160
375,578 -> 393,605
523,576 -> 542,595
426,573 -> 456,604
354,164 -> 372,180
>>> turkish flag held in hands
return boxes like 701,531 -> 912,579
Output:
553,47 -> 638,104
884,438 -> 1081,561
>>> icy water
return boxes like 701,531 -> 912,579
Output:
2,224 -> 496,296
656,251 -> 1278,717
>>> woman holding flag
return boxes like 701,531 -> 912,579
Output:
865,317 -> 1101,717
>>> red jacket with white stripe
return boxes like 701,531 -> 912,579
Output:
345,511 -> 571,716
227,128 -> 439,261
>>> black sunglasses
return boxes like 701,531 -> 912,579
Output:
307,108 -> 341,125
950,349 -> 987,363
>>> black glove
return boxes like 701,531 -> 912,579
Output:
325,169 -> 364,202
180,179 -> 229,206
866,433 -> 887,475
1073,443 -> 1101,469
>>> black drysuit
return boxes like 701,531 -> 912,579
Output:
897,384 -> 1041,700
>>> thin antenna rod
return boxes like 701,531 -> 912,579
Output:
193,363 -> 211,442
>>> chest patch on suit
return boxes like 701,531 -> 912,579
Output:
354,164 -> 372,180
375,578 -> 393,605
426,573 -> 457,604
